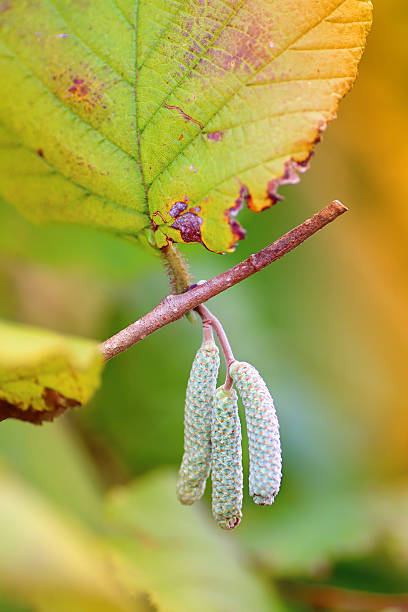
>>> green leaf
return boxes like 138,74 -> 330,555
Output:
0,1 -> 372,253
105,469 -> 285,612
0,320 -> 103,424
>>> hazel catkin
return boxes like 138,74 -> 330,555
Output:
211,387 -> 243,529
176,341 -> 220,505
229,361 -> 282,505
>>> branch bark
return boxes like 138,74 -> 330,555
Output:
279,580 -> 408,612
100,200 -> 347,360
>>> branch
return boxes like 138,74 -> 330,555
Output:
100,200 -> 347,360
278,581 -> 408,612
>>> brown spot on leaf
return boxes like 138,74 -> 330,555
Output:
42,387 -> 78,411
66,77 -> 92,102
171,212 -> 203,243
37,148 -> 44,158
206,131 -> 224,141
163,103 -> 204,130
234,184 -> 253,212
251,127 -> 325,212
59,68 -> 109,115
0,388 -> 79,425
265,159 -> 305,208
0,2 -> 11,11
225,185 -> 248,247
229,218 -> 246,242
169,201 -> 188,218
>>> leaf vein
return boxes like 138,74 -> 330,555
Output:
0,120 -> 147,221
46,0 -> 135,85
139,0 -> 248,134
0,35 -> 137,162
147,0 -> 350,189
110,0 -> 134,29
204,107 -> 330,133
246,75 -> 354,87
136,1 -> 186,70
193,149 -> 309,205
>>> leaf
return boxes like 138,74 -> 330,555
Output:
105,469 -> 285,612
0,320 -> 103,424
0,1 -> 372,253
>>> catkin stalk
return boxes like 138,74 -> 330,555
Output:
211,387 -> 243,530
176,341 -> 219,504
230,361 -> 282,505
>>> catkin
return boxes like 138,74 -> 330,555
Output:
176,342 -> 220,505
230,361 -> 282,505
211,387 -> 243,530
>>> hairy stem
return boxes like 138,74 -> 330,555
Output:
196,304 -> 235,390
160,243 -> 192,294
100,201 -> 347,360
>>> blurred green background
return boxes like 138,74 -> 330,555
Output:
1,2 -> 408,610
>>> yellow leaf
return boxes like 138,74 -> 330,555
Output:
0,320 -> 103,424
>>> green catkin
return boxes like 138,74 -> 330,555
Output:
230,361 -> 282,506
211,387 -> 243,530
176,341 -> 220,505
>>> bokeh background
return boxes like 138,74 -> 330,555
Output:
0,2 -> 407,610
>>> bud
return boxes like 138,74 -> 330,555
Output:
229,361 -> 282,505
176,342 -> 219,504
211,387 -> 243,529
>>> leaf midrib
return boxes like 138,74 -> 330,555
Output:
0,119 -> 148,224
134,0 -> 150,213
138,0 -> 248,137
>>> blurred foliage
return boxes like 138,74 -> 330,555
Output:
0,422 -> 282,612
0,1 -> 408,611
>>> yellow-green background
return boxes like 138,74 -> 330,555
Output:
0,2 -> 407,610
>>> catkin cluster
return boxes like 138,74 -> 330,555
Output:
230,361 -> 282,506
177,338 -> 282,530
211,387 -> 243,529
176,342 -> 219,505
